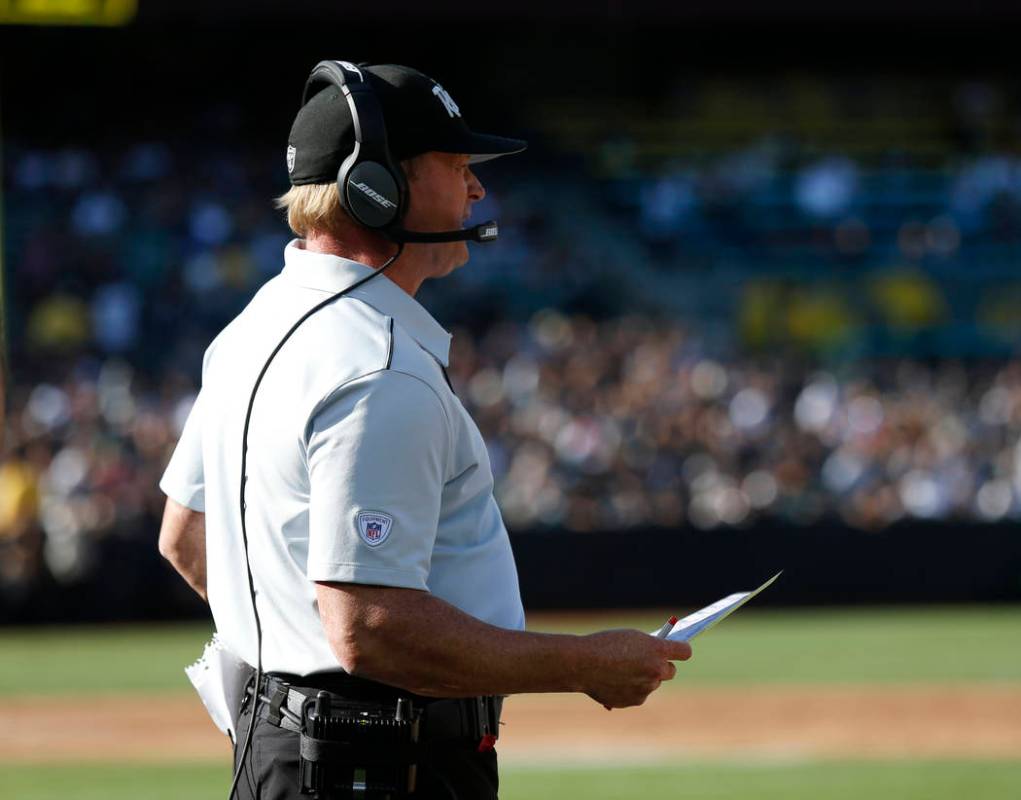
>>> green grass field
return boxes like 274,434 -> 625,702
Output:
3,606 -> 1019,695
4,760 -> 1021,800
2,606 -> 1019,799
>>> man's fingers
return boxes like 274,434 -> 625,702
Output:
661,661 -> 677,681
663,640 -> 693,661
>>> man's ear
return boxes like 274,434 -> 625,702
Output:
400,155 -> 422,182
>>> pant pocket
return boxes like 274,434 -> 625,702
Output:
232,705 -> 259,800
253,721 -> 303,800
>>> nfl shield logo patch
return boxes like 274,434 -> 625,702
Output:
356,511 -> 393,547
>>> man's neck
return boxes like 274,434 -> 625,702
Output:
303,231 -> 427,297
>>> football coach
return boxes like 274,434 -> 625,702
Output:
158,61 -> 692,800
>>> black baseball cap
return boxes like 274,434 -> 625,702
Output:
286,63 -> 527,185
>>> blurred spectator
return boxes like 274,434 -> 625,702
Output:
795,156 -> 859,219
0,448 -> 42,587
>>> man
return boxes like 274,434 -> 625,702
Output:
158,62 -> 691,800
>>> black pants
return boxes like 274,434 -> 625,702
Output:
231,697 -> 500,800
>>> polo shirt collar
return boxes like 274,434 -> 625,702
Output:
281,239 -> 451,367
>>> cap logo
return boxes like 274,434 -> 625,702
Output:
431,84 -> 461,118
286,145 -> 296,174
357,511 -> 393,547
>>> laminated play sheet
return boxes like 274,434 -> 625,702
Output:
652,572 -> 782,642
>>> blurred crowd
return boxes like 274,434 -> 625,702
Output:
4,320 -> 1021,601
0,358 -> 188,594
4,78 -> 1021,600
448,312 -> 1021,532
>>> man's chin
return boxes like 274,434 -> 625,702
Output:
447,241 -> 470,271
425,242 -> 468,280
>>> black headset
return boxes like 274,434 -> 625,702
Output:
300,59 -> 499,245
302,60 -> 409,231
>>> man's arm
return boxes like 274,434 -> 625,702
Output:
316,581 -> 692,709
158,497 -> 207,602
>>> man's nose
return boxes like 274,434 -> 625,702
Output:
468,169 -> 486,202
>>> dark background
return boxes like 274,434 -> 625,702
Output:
3,2 -> 1021,623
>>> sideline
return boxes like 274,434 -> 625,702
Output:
2,684 -> 1020,765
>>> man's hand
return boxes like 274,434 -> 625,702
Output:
581,629 -> 692,709
315,582 -> 692,701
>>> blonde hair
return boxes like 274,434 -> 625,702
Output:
273,182 -> 348,239
273,157 -> 421,239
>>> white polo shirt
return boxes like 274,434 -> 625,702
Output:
160,239 -> 525,675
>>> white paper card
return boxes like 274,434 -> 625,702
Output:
184,632 -> 253,740
657,571 -> 782,642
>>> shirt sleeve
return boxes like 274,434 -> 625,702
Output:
159,390 -> 206,512
305,369 -> 451,589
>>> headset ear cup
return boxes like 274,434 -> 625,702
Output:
336,156 -> 407,231
342,161 -> 403,229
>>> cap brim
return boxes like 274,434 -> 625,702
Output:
434,130 -> 527,164
468,149 -> 525,165
467,132 -> 527,164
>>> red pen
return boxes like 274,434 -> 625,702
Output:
653,615 -> 679,639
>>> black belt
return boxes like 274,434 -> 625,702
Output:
250,673 -> 503,752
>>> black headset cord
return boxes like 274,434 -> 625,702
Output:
227,242 -> 405,800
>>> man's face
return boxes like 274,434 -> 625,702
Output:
402,151 -> 486,277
